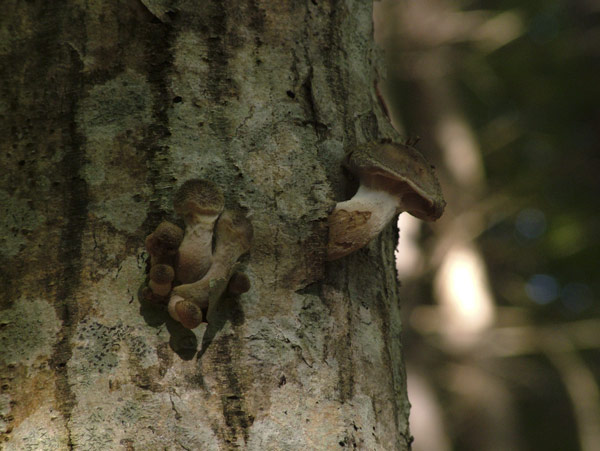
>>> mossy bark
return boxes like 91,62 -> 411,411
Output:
0,1 -> 410,449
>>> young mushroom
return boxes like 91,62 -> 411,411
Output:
168,210 -> 253,327
143,222 -> 183,304
327,140 -> 445,261
148,264 -> 175,297
145,221 -> 184,267
174,179 -> 225,284
226,272 -> 251,295
168,296 -> 203,329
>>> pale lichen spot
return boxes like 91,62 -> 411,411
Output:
91,192 -> 149,234
0,297 -> 60,366
77,70 -> 153,187
4,403 -> 69,451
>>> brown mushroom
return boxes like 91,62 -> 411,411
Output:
142,286 -> 169,305
148,264 -> 175,297
173,179 -> 225,283
327,140 -> 445,260
168,295 -> 203,329
168,210 -> 253,326
226,272 -> 251,295
145,221 -> 184,267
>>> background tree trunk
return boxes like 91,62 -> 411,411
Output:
0,1 -> 410,449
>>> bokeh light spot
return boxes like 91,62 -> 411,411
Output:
515,208 -> 546,240
525,274 -> 559,304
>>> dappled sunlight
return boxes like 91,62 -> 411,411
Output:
436,115 -> 485,188
434,243 -> 495,348
395,214 -> 423,280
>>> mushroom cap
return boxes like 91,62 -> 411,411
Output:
174,179 -> 225,219
145,221 -> 184,257
227,272 -> 251,295
149,264 -> 175,284
175,300 -> 203,329
344,141 -> 446,221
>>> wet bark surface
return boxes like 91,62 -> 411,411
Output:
0,1 -> 410,449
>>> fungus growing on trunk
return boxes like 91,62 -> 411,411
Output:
168,295 -> 203,329
327,140 -> 445,261
148,264 -> 175,297
145,221 -> 184,267
227,272 -> 251,295
168,210 -> 253,327
144,222 -> 184,303
173,179 -> 225,283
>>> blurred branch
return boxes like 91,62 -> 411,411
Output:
411,308 -> 600,450
411,306 -> 600,354
540,333 -> 600,451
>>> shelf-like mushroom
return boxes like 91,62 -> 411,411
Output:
327,140 -> 445,260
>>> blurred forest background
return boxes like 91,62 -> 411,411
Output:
374,0 -> 600,450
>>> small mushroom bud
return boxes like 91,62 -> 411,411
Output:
149,264 -> 175,297
145,221 -> 184,267
327,141 -> 445,260
227,272 -> 251,295
174,179 -> 225,283
168,294 -> 203,329
170,210 -> 253,316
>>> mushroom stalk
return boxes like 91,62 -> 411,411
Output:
173,179 -> 225,284
176,216 -> 217,283
169,210 -> 253,327
327,184 -> 400,261
173,237 -> 247,310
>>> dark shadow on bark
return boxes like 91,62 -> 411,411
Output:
197,293 -> 246,360
137,282 -> 198,360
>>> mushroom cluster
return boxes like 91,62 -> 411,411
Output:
143,179 -> 253,329
327,140 -> 445,260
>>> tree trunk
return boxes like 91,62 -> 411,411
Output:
0,1 -> 410,449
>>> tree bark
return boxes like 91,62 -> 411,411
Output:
0,1 -> 410,449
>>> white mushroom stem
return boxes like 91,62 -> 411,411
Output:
171,240 -> 246,310
176,214 -> 219,284
327,184 -> 401,261
171,210 -> 252,319
168,294 -> 186,322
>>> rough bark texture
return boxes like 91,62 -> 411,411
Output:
0,1 -> 410,449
